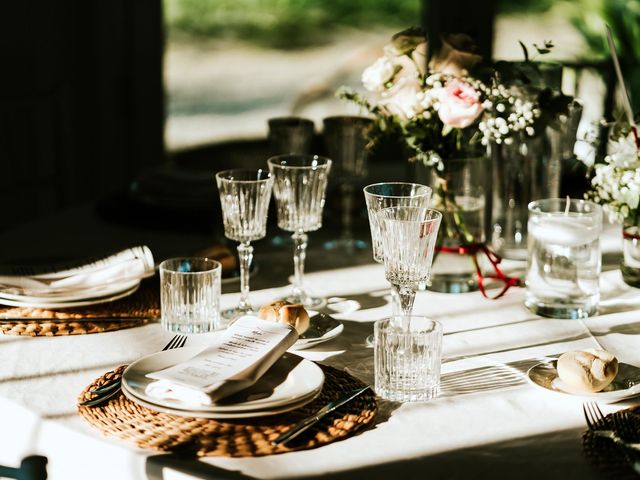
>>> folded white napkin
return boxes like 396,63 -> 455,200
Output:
145,316 -> 299,406
0,246 -> 155,295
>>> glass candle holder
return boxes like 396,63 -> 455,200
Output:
526,198 -> 602,319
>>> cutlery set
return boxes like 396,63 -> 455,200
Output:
583,402 -> 640,474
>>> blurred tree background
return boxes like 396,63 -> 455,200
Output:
162,0 -> 640,149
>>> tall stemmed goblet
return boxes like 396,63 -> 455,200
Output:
322,116 -> 373,252
377,206 -> 442,316
267,117 -> 315,248
268,154 -> 332,308
363,183 -> 433,312
215,169 -> 273,320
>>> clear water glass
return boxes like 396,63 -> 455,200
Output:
322,116 -> 373,252
160,258 -> 221,333
363,183 -> 433,264
375,316 -> 443,402
377,206 -> 442,316
268,154 -> 332,308
526,198 -> 602,319
216,169 -> 273,319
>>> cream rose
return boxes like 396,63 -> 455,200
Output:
431,34 -> 482,76
434,79 -> 483,128
362,57 -> 395,92
378,55 -> 422,120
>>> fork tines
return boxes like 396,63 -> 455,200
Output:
583,402 -> 607,430
162,334 -> 187,351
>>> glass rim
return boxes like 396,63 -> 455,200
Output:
268,116 -> 315,128
528,198 -> 602,215
375,316 -> 442,332
159,257 -> 222,274
267,154 -> 332,169
363,182 -> 432,199
322,115 -> 374,126
377,206 -> 442,223
215,168 -> 272,183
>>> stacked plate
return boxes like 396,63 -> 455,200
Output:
0,246 -> 154,309
0,280 -> 141,309
121,347 -> 325,419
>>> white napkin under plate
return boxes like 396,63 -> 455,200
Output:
145,316 -> 299,406
0,246 -> 155,295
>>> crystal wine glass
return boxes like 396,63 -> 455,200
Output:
361,183 -> 433,346
268,154 -> 332,308
364,182 -> 433,266
377,206 -> 442,316
322,116 -> 373,252
215,169 -> 273,319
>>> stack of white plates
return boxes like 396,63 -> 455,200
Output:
0,246 -> 154,309
121,347 -> 325,419
0,280 -> 141,309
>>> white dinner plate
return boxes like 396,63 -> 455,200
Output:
293,313 -> 344,350
0,283 -> 140,309
0,278 -> 141,303
122,347 -> 325,413
121,381 -> 320,419
527,361 -> 640,403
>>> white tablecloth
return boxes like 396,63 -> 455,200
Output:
0,215 -> 638,479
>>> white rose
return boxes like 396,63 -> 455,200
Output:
362,57 -> 395,92
378,55 -> 423,120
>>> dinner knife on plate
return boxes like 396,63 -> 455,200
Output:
271,385 -> 371,446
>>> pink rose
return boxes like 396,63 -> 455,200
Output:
435,79 -> 483,128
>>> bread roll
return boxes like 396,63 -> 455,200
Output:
258,301 -> 310,335
556,349 -> 618,393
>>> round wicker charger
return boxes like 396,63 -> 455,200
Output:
582,406 -> 640,479
78,364 -> 377,457
0,319 -> 150,336
0,279 -> 159,336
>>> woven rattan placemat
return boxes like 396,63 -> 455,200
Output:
582,406 -> 640,479
78,364 -> 377,457
0,278 -> 159,336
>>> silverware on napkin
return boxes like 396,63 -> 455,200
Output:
271,386 -> 371,446
583,402 -> 640,474
78,334 -> 187,407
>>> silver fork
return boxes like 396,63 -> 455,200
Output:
583,402 -> 640,452
79,334 -> 187,407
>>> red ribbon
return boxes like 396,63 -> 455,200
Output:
436,243 -> 522,299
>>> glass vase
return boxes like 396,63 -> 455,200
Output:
416,156 -> 489,293
622,220 -> 640,288
488,132 -> 560,260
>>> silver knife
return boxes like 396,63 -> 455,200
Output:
271,386 -> 371,446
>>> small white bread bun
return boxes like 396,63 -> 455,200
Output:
556,349 -> 619,393
257,301 -> 310,335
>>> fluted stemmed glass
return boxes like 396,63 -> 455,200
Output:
215,169 -> 273,320
377,206 -> 442,316
364,183 -> 433,312
268,154 -> 332,308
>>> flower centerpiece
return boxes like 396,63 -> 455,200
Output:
585,122 -> 640,287
340,27 -> 572,297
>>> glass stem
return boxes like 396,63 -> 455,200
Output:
291,231 -> 308,302
340,182 -> 354,241
237,241 -> 253,312
390,284 -> 416,316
